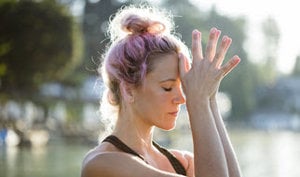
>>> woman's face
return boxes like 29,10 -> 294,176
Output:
131,53 -> 185,130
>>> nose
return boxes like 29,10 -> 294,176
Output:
173,87 -> 186,105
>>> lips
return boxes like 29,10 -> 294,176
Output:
169,111 -> 178,117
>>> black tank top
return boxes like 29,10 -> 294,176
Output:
102,135 -> 187,176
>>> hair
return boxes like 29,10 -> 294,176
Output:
98,5 -> 190,135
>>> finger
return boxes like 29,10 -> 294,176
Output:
205,28 -> 221,61
214,35 -> 232,68
178,53 -> 190,79
219,55 -> 240,78
191,30 -> 203,66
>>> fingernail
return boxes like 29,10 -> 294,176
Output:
234,55 -> 241,62
193,30 -> 199,37
211,28 -> 216,34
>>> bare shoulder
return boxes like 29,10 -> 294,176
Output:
170,149 -> 194,177
81,150 -> 136,177
81,143 -> 116,167
81,145 -> 184,177
81,145 -> 144,177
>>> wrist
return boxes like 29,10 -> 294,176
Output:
210,96 -> 217,103
186,96 -> 210,112
186,94 -> 210,104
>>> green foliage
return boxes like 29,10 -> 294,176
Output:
0,0 -> 82,97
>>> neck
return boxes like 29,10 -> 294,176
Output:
112,107 -> 155,154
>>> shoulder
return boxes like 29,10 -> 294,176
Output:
81,149 -> 142,177
81,144 -> 108,170
170,149 -> 194,177
81,146 -> 183,177
81,144 -> 119,177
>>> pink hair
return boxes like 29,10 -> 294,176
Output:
100,5 -> 189,107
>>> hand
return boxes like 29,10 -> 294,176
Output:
179,28 -> 240,101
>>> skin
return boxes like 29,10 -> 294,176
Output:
81,27 -> 242,177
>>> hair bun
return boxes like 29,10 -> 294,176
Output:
108,6 -> 173,41
121,14 -> 165,35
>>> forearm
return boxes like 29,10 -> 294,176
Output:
179,26 -> 241,177
210,98 -> 242,177
186,97 -> 229,177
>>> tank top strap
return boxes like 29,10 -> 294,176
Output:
102,135 -> 146,161
102,135 -> 187,176
152,141 -> 187,176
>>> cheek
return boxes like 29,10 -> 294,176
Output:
136,85 -> 173,110
154,93 -> 174,110
139,91 -> 169,112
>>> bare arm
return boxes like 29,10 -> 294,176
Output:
208,30 -> 242,177
179,28 -> 241,177
210,97 -> 242,177
187,98 -> 229,177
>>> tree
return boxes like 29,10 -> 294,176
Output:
81,0 -> 128,77
160,0 -> 206,47
0,0 -> 81,98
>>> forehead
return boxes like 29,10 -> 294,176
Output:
147,53 -> 179,81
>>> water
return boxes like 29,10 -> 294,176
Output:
0,130 -> 300,177
230,130 -> 300,177
0,141 -> 93,177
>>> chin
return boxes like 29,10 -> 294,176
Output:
159,122 -> 177,131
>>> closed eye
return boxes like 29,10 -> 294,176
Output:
163,87 -> 172,92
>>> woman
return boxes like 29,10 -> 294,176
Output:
81,5 -> 242,177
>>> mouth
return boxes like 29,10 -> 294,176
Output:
168,111 -> 178,117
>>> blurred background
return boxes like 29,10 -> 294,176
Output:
0,0 -> 300,176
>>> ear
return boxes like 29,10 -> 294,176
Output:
120,82 -> 135,103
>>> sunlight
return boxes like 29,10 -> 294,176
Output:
193,0 -> 300,74
217,92 -> 232,119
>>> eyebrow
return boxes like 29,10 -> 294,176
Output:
159,78 -> 177,83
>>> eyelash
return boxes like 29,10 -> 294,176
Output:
163,87 -> 172,92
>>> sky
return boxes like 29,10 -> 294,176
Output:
192,0 -> 300,74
